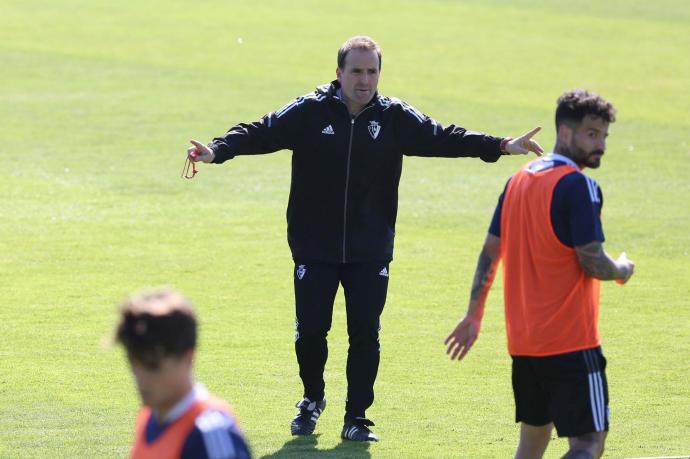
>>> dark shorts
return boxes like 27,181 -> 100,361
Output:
512,346 -> 609,438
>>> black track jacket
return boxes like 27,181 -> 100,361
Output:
209,80 -> 506,263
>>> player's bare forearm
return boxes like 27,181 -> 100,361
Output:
575,241 -> 627,281
467,234 -> 501,318
445,234 -> 500,361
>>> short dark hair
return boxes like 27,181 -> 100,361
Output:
555,89 -> 616,130
115,289 -> 197,370
337,35 -> 382,70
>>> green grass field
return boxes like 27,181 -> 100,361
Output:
2,0 -> 689,457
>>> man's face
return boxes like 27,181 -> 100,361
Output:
560,115 -> 610,169
129,352 -> 192,411
336,48 -> 380,114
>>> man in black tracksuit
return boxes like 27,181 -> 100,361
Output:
188,35 -> 543,442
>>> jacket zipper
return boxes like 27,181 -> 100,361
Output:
342,104 -> 373,263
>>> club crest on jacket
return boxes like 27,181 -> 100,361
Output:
296,265 -> 306,280
368,121 -> 381,139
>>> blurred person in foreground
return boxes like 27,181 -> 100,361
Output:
115,288 -> 251,459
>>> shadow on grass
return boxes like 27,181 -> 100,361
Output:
260,434 -> 371,458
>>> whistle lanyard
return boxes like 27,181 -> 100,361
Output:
181,155 -> 198,179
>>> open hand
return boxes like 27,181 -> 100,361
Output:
444,315 -> 481,362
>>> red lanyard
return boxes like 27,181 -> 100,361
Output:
181,153 -> 199,179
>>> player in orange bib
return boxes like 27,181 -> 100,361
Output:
115,289 -> 252,459
445,89 -> 634,459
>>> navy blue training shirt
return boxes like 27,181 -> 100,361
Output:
143,385 -> 251,459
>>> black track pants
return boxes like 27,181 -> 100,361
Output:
293,261 -> 389,419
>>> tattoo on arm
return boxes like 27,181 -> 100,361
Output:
465,234 -> 500,318
575,241 -> 619,280
470,249 -> 498,303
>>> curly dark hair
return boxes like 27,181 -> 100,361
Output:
115,289 -> 197,370
555,89 -> 616,130
337,35 -> 382,70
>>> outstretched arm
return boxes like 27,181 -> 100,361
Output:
445,233 -> 501,362
575,241 -> 635,284
395,100 -> 543,161
187,95 -> 307,164
396,103 -> 500,161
